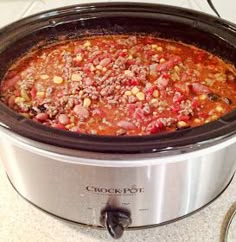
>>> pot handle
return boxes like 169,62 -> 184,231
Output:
100,210 -> 131,239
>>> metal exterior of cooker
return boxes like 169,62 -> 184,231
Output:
1,128 -> 236,228
1,3 -> 236,239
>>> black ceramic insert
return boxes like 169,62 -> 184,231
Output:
0,3 -> 236,153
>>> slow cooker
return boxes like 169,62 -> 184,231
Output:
0,3 -> 236,239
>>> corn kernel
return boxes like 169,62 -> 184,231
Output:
157,46 -> 163,51
174,66 -> 180,72
177,121 -> 188,128
79,90 -> 84,97
160,58 -> 165,63
53,76 -> 63,84
40,74 -> 49,80
211,114 -> 218,120
131,86 -> 140,95
102,67 -> 107,72
96,65 -> 103,70
15,97 -> 25,103
71,74 -> 82,82
151,44 -> 158,49
20,89 -> 30,101
75,54 -> 83,62
83,97 -> 91,107
199,94 -> 207,100
83,41 -> 91,48
128,55 -> 133,60
90,65 -> 96,72
70,116 -> 75,123
36,91 -> 45,98
136,92 -> 145,101
216,105 -> 223,112
150,98 -> 158,104
194,118 -> 201,123
152,90 -> 159,98
65,124 -> 74,129
124,70 -> 132,75
124,90 -> 132,96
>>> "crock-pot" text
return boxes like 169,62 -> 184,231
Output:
86,186 -> 144,195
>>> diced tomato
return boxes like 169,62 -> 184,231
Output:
198,112 -> 208,119
195,51 -> 205,62
156,56 -> 181,72
1,75 -> 20,91
52,123 -> 66,130
127,104 -> 137,114
74,46 -> 83,54
92,108 -> 105,117
130,79 -> 138,86
175,83 -> 190,95
143,37 -> 154,44
191,99 -> 199,109
156,74 -> 169,90
13,90 -> 20,96
125,78 -> 138,86
173,92 -> 184,104
134,108 -> 145,121
30,87 -> 37,99
118,51 -> 127,57
171,105 -> 180,112
126,59 -> 135,66
178,115 -> 190,122
208,64 -> 216,70
100,58 -> 111,67
147,120 -> 164,134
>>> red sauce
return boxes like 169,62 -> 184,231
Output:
1,35 -> 236,136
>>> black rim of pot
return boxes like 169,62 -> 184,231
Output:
0,2 -> 236,153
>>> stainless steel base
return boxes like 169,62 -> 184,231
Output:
1,129 -> 236,227
6,172 -> 235,230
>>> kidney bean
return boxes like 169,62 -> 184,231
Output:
100,58 -> 111,67
1,75 -> 21,91
73,105 -> 89,118
191,83 -> 210,94
222,97 -> 232,105
36,113 -> 48,121
117,120 -> 135,130
58,114 -> 70,125
207,93 -> 220,101
52,123 -> 66,130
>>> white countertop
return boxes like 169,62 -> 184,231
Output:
0,1 -> 236,241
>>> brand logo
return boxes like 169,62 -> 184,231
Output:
86,186 -> 144,195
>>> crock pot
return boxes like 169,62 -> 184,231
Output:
0,2 -> 236,239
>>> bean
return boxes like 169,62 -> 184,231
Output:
222,97 -> 232,105
36,113 -> 48,121
73,105 -> 89,118
207,93 -> 220,101
117,120 -> 135,130
37,104 -> 47,112
176,121 -> 190,130
58,114 -> 70,125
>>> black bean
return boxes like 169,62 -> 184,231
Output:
116,129 -> 127,136
37,104 -> 47,112
222,97 -> 232,105
30,108 -> 37,115
207,93 -> 220,101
